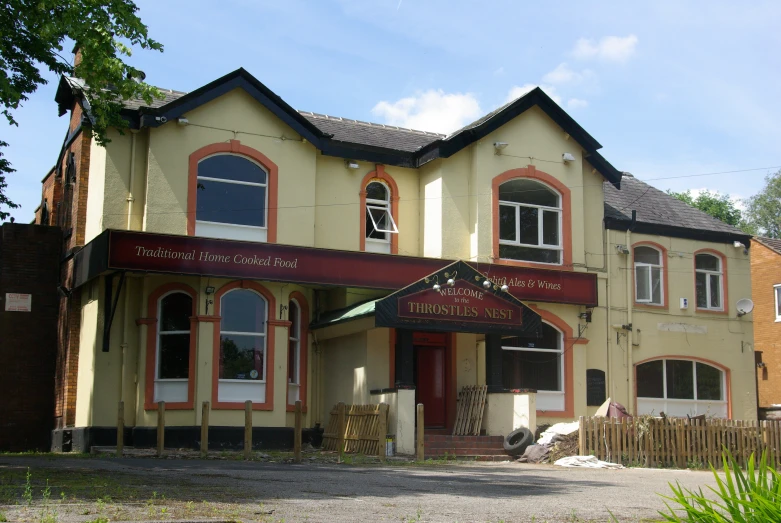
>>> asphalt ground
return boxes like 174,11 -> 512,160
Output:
0,455 -> 720,522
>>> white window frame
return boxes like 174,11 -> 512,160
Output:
695,254 -> 723,311
501,322 -> 565,411
637,358 -> 727,418
775,284 -> 781,322
154,291 -> 192,403
288,299 -> 301,404
365,181 -> 398,253
634,246 -> 664,305
498,181 -> 563,266
195,153 -> 269,242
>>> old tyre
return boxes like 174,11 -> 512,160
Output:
503,427 -> 534,456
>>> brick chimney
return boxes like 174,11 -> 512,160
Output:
72,44 -> 82,69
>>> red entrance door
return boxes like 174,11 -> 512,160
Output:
415,345 -> 446,428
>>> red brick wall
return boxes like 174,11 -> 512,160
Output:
0,224 -> 62,451
751,240 -> 781,408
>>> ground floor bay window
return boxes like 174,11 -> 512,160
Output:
636,359 -> 727,417
501,323 -> 564,411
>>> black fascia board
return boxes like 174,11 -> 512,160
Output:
604,217 -> 752,246
320,140 -> 417,168
585,151 -> 622,188
139,69 -> 329,145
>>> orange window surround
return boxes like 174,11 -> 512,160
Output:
359,164 -> 399,254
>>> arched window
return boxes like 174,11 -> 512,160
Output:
634,245 -> 664,305
155,291 -> 193,403
501,322 -> 565,411
196,154 -> 269,241
218,289 -> 268,403
365,180 -> 398,253
636,359 -> 727,417
695,253 -> 723,310
498,179 -> 562,264
288,299 -> 301,404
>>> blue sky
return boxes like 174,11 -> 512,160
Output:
4,0 -> 781,222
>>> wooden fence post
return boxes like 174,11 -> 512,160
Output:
117,401 -> 124,457
378,403 -> 388,462
200,401 -> 210,458
337,402 -> 346,463
244,400 -> 252,460
578,416 -> 585,456
294,400 -> 303,463
157,401 -> 165,457
416,403 -> 425,462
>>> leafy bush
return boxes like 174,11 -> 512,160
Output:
659,450 -> 781,522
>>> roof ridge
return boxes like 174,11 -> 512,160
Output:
299,111 -> 446,137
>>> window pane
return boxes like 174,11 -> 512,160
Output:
288,338 -> 299,383
366,182 -> 388,201
196,179 -> 266,227
221,290 -> 266,333
289,301 -> 299,337
366,207 -> 387,240
502,324 -> 561,350
502,349 -> 561,391
637,361 -> 664,398
499,205 -> 516,241
199,155 -> 267,184
159,334 -> 189,379
695,272 -> 708,308
499,179 -> 559,207
777,287 -> 781,317
634,246 -> 660,265
160,293 -> 192,331
696,363 -> 723,401
368,206 -> 394,234
651,267 -> 662,305
220,334 -> 264,380
636,265 -> 650,301
517,206 -> 539,245
695,254 -> 720,271
499,244 -> 560,264
666,360 -> 694,399
542,210 -> 559,246
709,274 -> 721,308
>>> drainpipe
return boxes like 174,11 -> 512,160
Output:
126,131 -> 137,230
605,225 -> 612,399
625,211 -> 636,413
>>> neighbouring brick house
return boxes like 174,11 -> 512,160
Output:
751,237 -> 781,419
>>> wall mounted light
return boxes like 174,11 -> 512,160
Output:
500,284 -> 509,292
493,142 -> 509,154
562,152 -> 576,162
483,279 -> 492,289
345,160 -> 360,169
205,286 -> 215,295
177,117 -> 190,126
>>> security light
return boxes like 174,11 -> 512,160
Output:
345,160 -> 360,169
562,152 -> 576,162
493,142 -> 509,153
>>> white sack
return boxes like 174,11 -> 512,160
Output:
554,455 -> 624,469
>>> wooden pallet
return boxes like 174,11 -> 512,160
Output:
322,403 -> 386,455
452,385 -> 488,436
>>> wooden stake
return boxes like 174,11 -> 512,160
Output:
244,400 -> 252,460
378,403 -> 388,462
416,403 -> 425,462
578,417 -> 586,456
117,401 -> 124,457
294,400 -> 303,464
337,402 -> 346,463
157,401 -> 165,457
200,401 -> 209,458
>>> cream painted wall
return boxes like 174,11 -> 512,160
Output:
321,332 -> 369,410
84,139 -> 107,243
75,291 -> 98,427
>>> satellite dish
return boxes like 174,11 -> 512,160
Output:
736,298 -> 754,316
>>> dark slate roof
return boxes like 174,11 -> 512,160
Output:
121,88 -> 187,110
755,237 -> 781,255
603,174 -> 751,243
299,112 -> 443,153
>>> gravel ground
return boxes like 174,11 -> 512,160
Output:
0,453 -> 720,523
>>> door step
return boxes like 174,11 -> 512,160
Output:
423,434 -> 510,461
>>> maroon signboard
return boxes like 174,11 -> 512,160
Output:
398,280 -> 523,327
89,230 -> 598,306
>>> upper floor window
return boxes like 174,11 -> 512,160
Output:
695,253 -> 723,310
288,299 -> 301,404
498,179 -> 562,264
634,246 -> 663,305
775,284 -> 781,322
365,181 -> 398,254
155,291 -> 193,403
196,154 -> 268,241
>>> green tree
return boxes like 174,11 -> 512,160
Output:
667,189 -> 756,234
0,0 -> 163,219
743,170 -> 781,239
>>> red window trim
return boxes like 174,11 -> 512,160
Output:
693,249 -> 729,315
286,291 -> 309,412
491,165 -> 573,270
143,282 -> 198,411
212,280 -> 277,411
359,164 -> 399,254
187,139 -> 278,242
632,241 -> 670,310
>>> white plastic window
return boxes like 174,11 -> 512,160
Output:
634,246 -> 663,305
636,359 -> 727,417
695,253 -> 723,310
288,300 -> 301,404
498,179 -> 562,265
775,285 -> 781,322
365,181 -> 398,253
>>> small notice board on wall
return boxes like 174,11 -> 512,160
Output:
5,293 -> 32,312
586,369 -> 606,406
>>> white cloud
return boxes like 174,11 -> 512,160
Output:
494,66 -> 505,76
573,35 -> 638,63
371,89 -> 482,134
567,98 -> 588,110
542,63 -> 579,85
505,84 -> 562,105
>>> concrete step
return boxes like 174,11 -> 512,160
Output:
425,447 -> 508,456
424,435 -> 504,444
425,440 -> 506,449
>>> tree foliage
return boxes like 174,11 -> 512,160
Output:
743,169 -> 781,239
667,188 -> 755,234
0,0 -> 163,219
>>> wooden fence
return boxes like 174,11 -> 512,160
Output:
322,403 -> 388,456
453,385 -> 487,436
578,416 -> 781,469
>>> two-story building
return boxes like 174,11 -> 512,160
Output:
751,237 -> 781,420
36,65 -> 756,453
